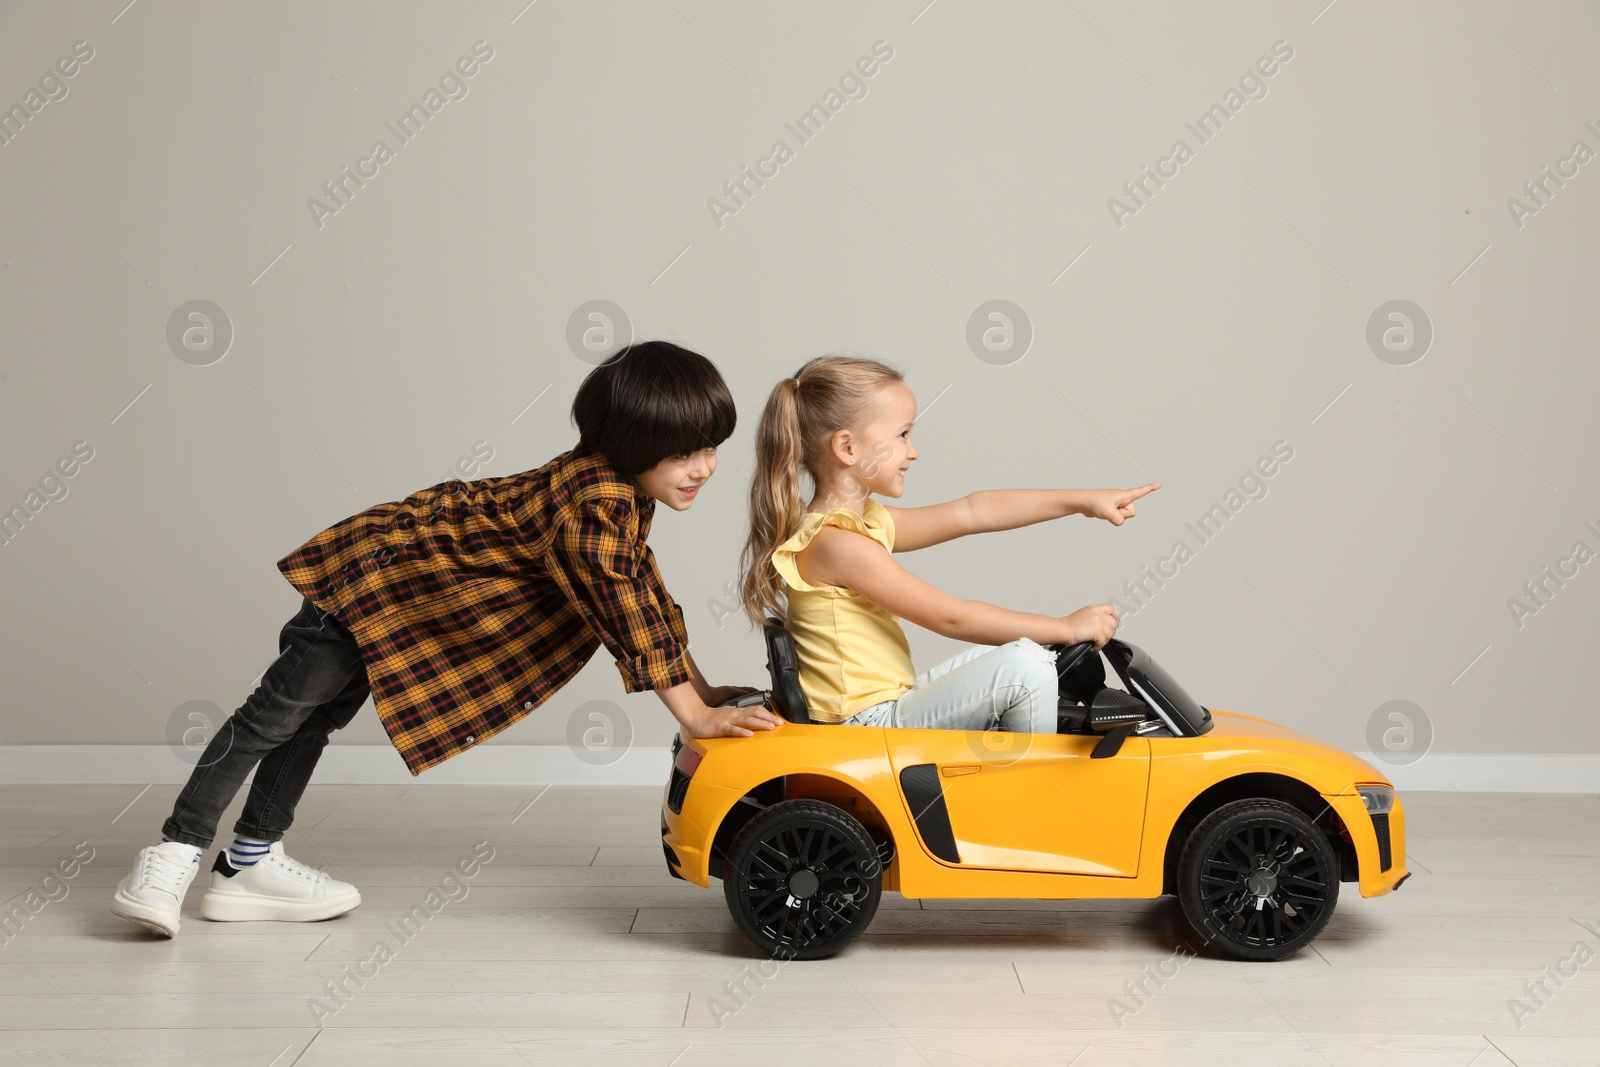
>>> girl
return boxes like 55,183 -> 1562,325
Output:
738,355 -> 1159,732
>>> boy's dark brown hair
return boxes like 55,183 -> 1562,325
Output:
570,341 -> 737,475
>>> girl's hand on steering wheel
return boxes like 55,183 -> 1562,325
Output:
1061,603 -> 1121,649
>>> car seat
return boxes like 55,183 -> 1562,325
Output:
762,617 -> 814,724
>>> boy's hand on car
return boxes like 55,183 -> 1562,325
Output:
1062,603 -> 1120,649
703,684 -> 761,706
688,701 -> 784,738
1083,483 -> 1161,526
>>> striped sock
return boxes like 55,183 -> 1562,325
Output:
228,836 -> 272,868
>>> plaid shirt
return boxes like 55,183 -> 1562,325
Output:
276,442 -> 694,775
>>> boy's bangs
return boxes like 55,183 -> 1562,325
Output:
657,386 -> 736,455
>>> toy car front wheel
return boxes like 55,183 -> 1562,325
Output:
1177,798 -> 1339,961
722,799 -> 883,960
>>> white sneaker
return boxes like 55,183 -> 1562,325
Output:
111,841 -> 204,937
199,842 -> 361,922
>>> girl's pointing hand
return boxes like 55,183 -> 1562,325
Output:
1084,482 -> 1161,526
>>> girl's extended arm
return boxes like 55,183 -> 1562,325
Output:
798,527 -> 1120,648
885,483 -> 1160,552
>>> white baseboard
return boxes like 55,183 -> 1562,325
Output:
0,745 -> 1597,792
1352,753 -> 1600,794
0,745 -> 674,786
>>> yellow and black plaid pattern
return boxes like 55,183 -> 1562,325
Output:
276,442 -> 693,775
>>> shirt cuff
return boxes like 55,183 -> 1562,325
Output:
614,644 -> 696,694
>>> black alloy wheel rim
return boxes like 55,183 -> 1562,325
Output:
735,819 -> 872,949
1198,821 -> 1331,948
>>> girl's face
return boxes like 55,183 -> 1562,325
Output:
632,446 -> 718,511
829,381 -> 919,500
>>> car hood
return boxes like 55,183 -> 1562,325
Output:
1175,709 -> 1392,792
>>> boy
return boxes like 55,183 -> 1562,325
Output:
112,341 -> 783,937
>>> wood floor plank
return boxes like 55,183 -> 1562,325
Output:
0,1027 -> 320,1065
292,1027 -> 529,1066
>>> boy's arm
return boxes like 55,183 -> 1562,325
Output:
656,677 -> 779,738
549,497 -> 780,738
885,483 -> 1160,551
683,649 -> 761,709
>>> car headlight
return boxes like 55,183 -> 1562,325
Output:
1357,785 -> 1394,815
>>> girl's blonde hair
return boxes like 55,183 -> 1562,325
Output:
739,355 -> 905,626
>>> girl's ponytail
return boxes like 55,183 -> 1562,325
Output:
740,377 -> 806,624
739,356 -> 905,626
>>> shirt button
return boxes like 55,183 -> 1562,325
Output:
523,701 -> 533,710
465,735 -> 475,744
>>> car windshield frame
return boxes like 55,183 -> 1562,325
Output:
1102,640 -> 1213,737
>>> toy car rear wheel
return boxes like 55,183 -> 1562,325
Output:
1177,798 -> 1339,961
722,799 -> 883,961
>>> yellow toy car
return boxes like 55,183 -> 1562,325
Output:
662,623 -> 1409,961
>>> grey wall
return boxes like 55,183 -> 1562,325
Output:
2,1 -> 1596,767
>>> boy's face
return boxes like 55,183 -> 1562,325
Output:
631,447 -> 718,511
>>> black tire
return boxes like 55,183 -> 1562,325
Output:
1177,798 -> 1339,961
722,799 -> 883,960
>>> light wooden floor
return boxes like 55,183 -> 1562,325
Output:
2,784 -> 1597,1066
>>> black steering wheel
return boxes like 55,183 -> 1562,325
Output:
1048,641 -> 1106,705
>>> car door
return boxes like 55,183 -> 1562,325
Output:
887,728 -> 1150,876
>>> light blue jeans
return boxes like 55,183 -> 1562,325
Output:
841,638 -> 1058,733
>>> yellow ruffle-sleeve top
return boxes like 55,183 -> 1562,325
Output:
770,499 -> 915,723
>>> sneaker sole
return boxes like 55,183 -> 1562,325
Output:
110,886 -> 180,938
198,889 -> 361,923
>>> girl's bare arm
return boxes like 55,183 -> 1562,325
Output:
798,527 -> 1119,648
885,483 -> 1160,552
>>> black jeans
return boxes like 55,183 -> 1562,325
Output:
162,597 -> 370,849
